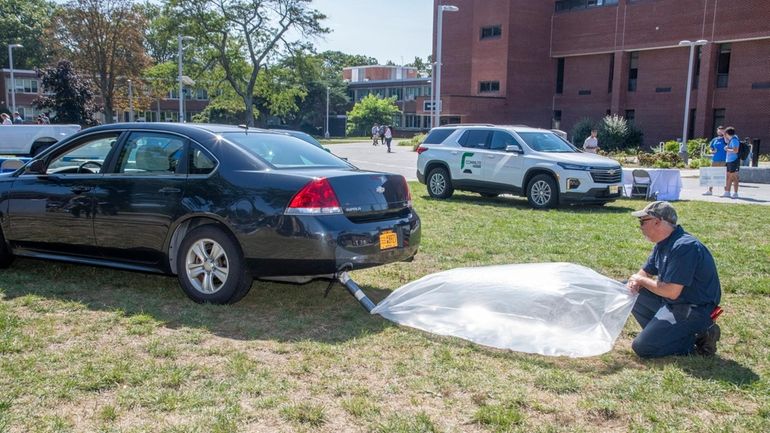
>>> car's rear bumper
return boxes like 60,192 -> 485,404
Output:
242,210 -> 421,277
416,170 -> 425,184
561,186 -> 622,204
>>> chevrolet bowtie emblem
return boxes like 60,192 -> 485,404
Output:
376,186 -> 385,193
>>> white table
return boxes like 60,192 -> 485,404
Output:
621,168 -> 682,201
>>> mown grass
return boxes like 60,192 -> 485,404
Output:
1,186 -> 769,432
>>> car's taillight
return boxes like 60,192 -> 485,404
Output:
403,176 -> 413,207
285,178 -> 342,215
416,146 -> 429,155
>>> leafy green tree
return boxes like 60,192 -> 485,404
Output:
406,56 -> 431,76
0,0 -> 57,69
139,1 -> 180,64
346,94 -> 400,136
32,59 -> 97,125
171,0 -> 329,126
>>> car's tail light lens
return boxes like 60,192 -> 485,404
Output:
285,178 -> 342,215
403,176 -> 413,207
416,146 -> 429,155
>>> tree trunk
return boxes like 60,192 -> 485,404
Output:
103,106 -> 114,124
244,94 -> 255,127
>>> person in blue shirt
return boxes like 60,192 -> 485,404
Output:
626,201 -> 722,358
704,126 -> 725,195
723,126 -> 740,198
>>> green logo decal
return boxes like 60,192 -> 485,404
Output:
461,152 -> 475,170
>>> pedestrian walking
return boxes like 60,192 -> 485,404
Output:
1,113 -> 12,125
371,123 -> 380,146
384,125 -> 393,153
12,112 -> 23,124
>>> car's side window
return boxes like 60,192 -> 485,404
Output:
189,145 -> 217,175
116,132 -> 185,175
459,130 -> 491,149
490,131 -> 517,151
45,133 -> 121,175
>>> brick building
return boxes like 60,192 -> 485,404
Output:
1,69 -> 209,124
434,0 -> 770,152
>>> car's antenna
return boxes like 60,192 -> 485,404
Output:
238,124 -> 249,135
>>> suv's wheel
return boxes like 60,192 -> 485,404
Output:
427,167 -> 454,199
526,174 -> 559,209
177,225 -> 252,304
0,229 -> 14,268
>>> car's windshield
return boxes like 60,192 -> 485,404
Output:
517,131 -> 577,153
222,132 -> 348,168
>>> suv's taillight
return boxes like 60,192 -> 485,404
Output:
285,178 -> 342,215
416,146 -> 429,155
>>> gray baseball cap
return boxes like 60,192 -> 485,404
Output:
631,201 -> 678,225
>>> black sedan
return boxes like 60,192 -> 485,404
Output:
0,123 -> 420,304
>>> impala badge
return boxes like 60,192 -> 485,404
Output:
375,186 -> 385,194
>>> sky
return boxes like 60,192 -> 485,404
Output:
309,0 -> 434,64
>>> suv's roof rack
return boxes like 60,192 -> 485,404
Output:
439,123 -> 496,127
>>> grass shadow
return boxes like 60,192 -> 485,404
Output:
0,258 -> 395,343
419,192 -> 637,214
649,355 -> 760,387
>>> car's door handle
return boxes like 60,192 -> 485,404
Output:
158,187 -> 181,194
70,186 -> 92,194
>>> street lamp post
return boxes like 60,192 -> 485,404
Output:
128,79 -> 134,122
8,44 -> 23,116
678,39 -> 708,162
178,35 -> 194,123
325,86 -> 330,138
434,5 -> 458,128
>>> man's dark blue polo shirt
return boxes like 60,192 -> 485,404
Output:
643,225 -> 721,306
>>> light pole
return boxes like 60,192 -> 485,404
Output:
178,35 -> 194,123
678,39 -> 708,161
8,44 -> 23,116
325,86 -> 330,138
127,79 -> 134,122
434,4 -> 458,128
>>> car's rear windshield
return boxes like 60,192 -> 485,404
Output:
517,131 -> 577,153
222,132 -> 349,168
423,128 -> 455,145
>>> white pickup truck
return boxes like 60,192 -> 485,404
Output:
0,124 -> 81,156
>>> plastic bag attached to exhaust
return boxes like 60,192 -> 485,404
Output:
371,263 -> 637,358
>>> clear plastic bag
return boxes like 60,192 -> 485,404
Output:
371,263 -> 637,357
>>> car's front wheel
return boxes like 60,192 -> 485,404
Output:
526,174 -> 559,209
427,167 -> 454,199
0,229 -> 14,268
177,225 -> 252,304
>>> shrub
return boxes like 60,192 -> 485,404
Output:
570,118 -> 596,148
597,114 -> 644,152
397,133 -> 426,150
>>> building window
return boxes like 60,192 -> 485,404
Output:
555,0 -> 618,12
9,78 -> 39,94
628,52 -> 639,92
479,81 -> 500,93
716,43 -> 731,88
480,25 -> 502,40
608,53 -> 614,93
624,110 -> 635,123
692,45 -> 702,90
712,109 -> 726,133
556,58 -> 565,94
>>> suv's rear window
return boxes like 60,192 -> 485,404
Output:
222,132 -> 348,168
423,129 -> 455,145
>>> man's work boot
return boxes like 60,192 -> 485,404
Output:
695,324 -> 721,356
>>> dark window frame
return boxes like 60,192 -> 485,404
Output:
556,58 -> 565,94
628,51 -> 639,92
480,25 -> 502,40
479,81 -> 501,93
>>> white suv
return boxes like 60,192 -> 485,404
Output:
416,125 -> 623,208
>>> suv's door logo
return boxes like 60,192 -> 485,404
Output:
461,152 -> 481,170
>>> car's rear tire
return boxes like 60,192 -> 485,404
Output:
427,167 -> 454,199
0,229 -> 14,268
527,174 -> 559,209
177,225 -> 252,304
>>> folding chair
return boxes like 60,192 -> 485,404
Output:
631,169 -> 652,199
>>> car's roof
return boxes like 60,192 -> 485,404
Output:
431,124 -> 549,133
84,122 -> 271,134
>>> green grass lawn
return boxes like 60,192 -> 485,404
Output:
1,186 -> 769,432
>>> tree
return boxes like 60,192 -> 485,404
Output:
346,94 -> 400,136
139,1 -> 180,64
51,0 -> 150,123
0,0 -> 57,70
406,56 -> 431,77
171,0 -> 328,126
33,60 -> 97,125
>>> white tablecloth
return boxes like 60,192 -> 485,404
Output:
622,168 -> 682,201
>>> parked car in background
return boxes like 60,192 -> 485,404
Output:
0,123 -> 420,304
0,124 -> 82,156
416,124 -> 623,208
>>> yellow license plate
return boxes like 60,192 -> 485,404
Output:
609,185 -> 619,194
379,231 -> 398,250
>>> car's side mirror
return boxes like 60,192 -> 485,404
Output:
505,144 -> 523,153
27,159 -> 46,174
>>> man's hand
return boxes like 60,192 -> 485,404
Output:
626,274 -> 643,293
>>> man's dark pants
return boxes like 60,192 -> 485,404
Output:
632,289 -> 712,358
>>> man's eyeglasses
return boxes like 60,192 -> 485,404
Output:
639,217 -> 657,226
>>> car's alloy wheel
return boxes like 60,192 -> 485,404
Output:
427,167 -> 454,199
527,174 -> 558,209
177,225 -> 252,304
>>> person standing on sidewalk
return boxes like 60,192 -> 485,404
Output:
722,126 -> 740,198
704,126 -> 726,195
